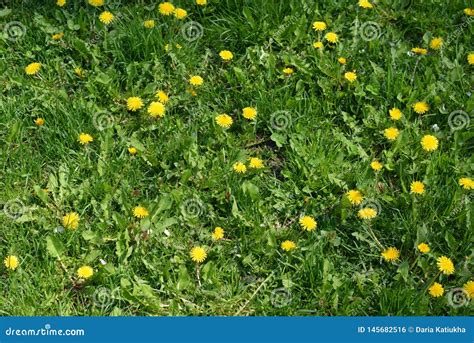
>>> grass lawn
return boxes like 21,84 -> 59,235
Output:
0,0 -> 473,316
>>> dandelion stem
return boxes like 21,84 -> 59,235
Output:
234,272 -> 274,316
366,223 -> 384,250
196,265 -> 201,287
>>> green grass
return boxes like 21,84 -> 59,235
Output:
0,0 -> 473,316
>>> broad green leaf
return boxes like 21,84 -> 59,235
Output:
46,235 -> 65,258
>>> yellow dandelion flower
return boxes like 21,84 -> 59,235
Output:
413,102 -> 429,114
312,21 -> 326,31
359,0 -> 373,8
62,212 -> 80,230
299,216 -> 317,231
233,162 -> 247,174
52,32 -> 64,40
344,71 -> 357,82
128,147 -> 137,155
325,32 -> 338,43
313,41 -> 323,49
159,2 -> 175,15
459,177 -> 474,190
189,75 -> 204,86
88,0 -> 104,7
381,247 -> 399,262
429,37 -> 443,50
154,90 -> 169,103
249,157 -> 264,169
468,53 -> 474,65
281,240 -> 297,251
384,127 -> 400,141
421,135 -> 438,152
34,118 -> 45,126
358,207 -> 377,220
57,0 -> 66,6
370,160 -> 383,171
410,181 -> 425,195
174,8 -> 187,19
437,256 -> 455,275
77,266 -> 94,279
74,67 -> 85,78
242,107 -> 257,120
464,8 -> 474,16
144,20 -> 155,28
346,190 -> 363,205
196,0 -> 207,5
25,62 -> 41,75
417,243 -> 430,253
215,114 -> 233,128
283,67 -> 294,75
219,50 -> 233,61
389,108 -> 402,121
338,57 -> 347,65
99,11 -> 114,25
148,101 -> 166,118
4,255 -> 19,271
133,206 -> 149,219
411,47 -> 428,55
212,227 -> 224,240
127,97 -> 144,111
78,133 -> 93,145
429,282 -> 444,297
190,246 -> 207,263
463,281 -> 474,298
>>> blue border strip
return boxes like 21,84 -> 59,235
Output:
0,317 -> 472,343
